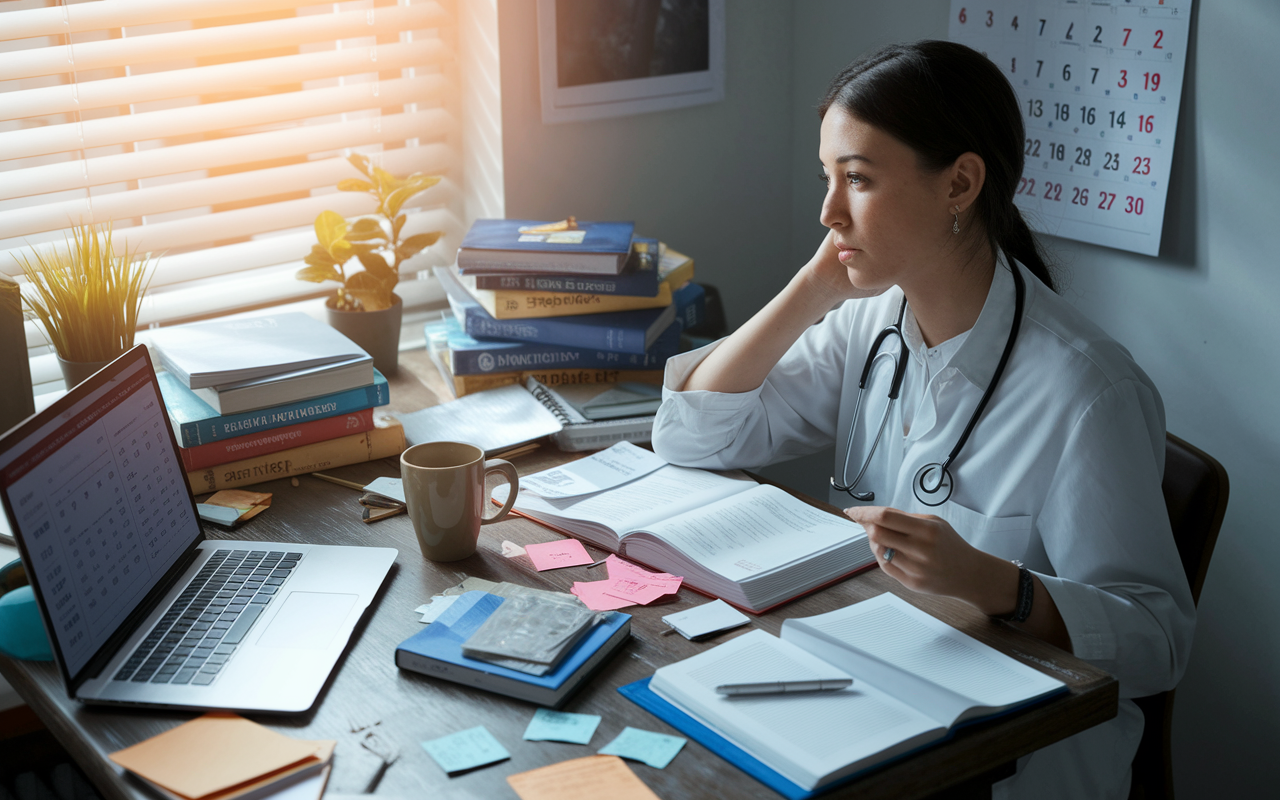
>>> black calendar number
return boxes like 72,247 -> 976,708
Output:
1104,152 -> 1121,171
1053,103 -> 1070,122
1049,142 -> 1065,161
1025,138 -> 1041,157
985,9 -> 993,27
1109,111 -> 1126,129
1027,99 -> 1043,118
1038,18 -> 1046,36
1090,67 -> 1099,85
1010,15 -> 1018,31
1093,26 -> 1102,44
1035,60 -> 1044,78
1079,107 -> 1096,125
1065,22 -> 1074,40
1062,63 -> 1071,82
1071,187 -> 1089,206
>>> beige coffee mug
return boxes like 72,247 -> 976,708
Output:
400,441 -> 519,562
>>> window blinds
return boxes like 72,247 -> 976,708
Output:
1,0 -> 466,388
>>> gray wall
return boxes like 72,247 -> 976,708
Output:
500,2 -> 1279,794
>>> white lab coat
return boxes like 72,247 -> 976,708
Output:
651,258 -> 1196,800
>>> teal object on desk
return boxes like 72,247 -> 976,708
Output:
0,558 -> 54,662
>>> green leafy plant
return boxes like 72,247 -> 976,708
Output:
9,223 -> 153,363
299,154 -> 443,311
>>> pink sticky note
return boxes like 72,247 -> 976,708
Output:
571,581 -> 638,611
603,576 -> 682,606
526,539 -> 594,571
605,554 -> 681,584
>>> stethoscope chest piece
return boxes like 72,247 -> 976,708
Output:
912,462 -> 954,507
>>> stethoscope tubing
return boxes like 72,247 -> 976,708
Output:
832,265 -> 1027,507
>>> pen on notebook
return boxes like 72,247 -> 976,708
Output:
715,679 -> 853,696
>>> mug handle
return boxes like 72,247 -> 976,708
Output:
481,458 -> 519,524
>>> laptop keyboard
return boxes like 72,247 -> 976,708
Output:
112,549 -> 302,687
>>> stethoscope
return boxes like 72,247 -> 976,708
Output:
831,264 -> 1025,507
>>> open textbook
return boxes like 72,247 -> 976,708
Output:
498,445 -> 875,612
646,593 -> 1067,793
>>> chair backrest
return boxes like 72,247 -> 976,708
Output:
1130,433 -> 1229,800
1160,433 -> 1229,605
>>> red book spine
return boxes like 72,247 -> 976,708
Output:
178,408 -> 376,471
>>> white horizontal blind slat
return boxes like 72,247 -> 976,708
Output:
2,107 -> 453,202
2,0 -> 340,42
1,2 -> 447,80
0,74 -> 448,161
5,38 -> 449,120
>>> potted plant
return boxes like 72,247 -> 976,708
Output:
7,223 -> 154,388
298,154 -> 443,375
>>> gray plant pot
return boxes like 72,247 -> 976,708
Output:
56,354 -> 112,389
326,293 -> 403,376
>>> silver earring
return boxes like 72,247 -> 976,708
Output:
952,207 -> 960,235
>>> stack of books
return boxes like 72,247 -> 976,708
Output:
430,218 -> 705,397
150,313 -> 404,493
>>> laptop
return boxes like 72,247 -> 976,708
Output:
0,345 -> 396,713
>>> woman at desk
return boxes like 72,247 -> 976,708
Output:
651,41 -> 1194,800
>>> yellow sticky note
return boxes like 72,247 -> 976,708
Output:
506,755 -> 661,800
109,713 -> 322,800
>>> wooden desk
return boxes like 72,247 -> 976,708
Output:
0,351 -> 1117,800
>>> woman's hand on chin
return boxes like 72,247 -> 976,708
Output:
802,229 -> 889,304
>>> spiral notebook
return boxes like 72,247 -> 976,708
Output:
393,380 -> 654,455
525,378 -> 656,452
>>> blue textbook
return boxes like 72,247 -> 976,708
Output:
436,266 -> 675,355
395,591 -> 631,708
157,370 -> 389,447
457,219 -> 635,275
425,316 -> 681,376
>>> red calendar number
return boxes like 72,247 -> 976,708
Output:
1143,72 -> 1161,92
1017,177 -> 1037,196
1122,28 -> 1132,46
1125,196 -> 1144,215
1154,30 -> 1164,49
1139,115 -> 1155,133
1097,192 -> 1117,211
1043,182 -> 1063,202
1132,157 -> 1151,176
959,7 -> 967,23
1118,69 -> 1128,88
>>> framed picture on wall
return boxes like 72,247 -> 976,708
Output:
537,0 -> 725,124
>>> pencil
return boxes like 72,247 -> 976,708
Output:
311,472 -> 366,491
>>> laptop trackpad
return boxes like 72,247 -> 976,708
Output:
258,592 -> 358,649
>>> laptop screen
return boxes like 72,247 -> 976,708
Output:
0,347 -> 201,680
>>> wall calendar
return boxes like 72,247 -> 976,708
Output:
949,0 -> 1193,256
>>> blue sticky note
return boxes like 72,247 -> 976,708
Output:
598,726 -> 687,769
420,726 -> 510,774
523,708 -> 602,745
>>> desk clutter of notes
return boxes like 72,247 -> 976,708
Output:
950,0 -> 1194,256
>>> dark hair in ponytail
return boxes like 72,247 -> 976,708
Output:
818,40 -> 1056,292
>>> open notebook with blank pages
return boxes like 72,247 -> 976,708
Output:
633,593 -> 1066,795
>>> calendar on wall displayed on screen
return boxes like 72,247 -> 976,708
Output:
949,0 -> 1194,256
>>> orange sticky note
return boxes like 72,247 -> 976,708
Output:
109,713 -> 326,800
507,755 -> 662,800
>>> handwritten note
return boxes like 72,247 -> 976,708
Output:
523,709 -> 602,745
526,539 -> 594,571
571,556 -> 682,611
520,442 -> 666,499
598,727 -> 686,769
420,726 -> 510,774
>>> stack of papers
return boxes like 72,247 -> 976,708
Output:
109,713 -> 334,800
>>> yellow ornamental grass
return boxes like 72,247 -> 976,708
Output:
11,224 -> 154,363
